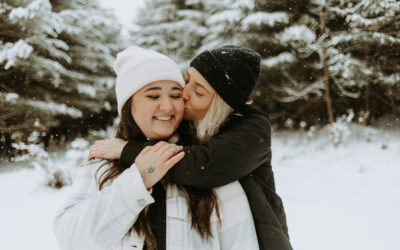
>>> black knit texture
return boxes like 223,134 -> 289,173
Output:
190,45 -> 261,111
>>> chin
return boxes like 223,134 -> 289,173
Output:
183,113 -> 196,121
155,131 -> 175,139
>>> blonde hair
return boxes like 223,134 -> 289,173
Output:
194,94 -> 234,143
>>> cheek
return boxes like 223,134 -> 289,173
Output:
170,100 -> 184,124
175,100 -> 184,115
131,99 -> 153,122
188,96 -> 202,110
197,96 -> 213,113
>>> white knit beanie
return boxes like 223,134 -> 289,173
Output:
114,46 -> 185,115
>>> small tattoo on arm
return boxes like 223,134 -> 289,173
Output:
140,165 -> 155,181
147,165 -> 155,174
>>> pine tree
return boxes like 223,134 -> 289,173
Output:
225,0 -> 319,124
132,0 -> 400,126
325,0 -> 400,122
0,0 -> 123,158
269,0 -> 400,124
132,0 -> 207,68
245,0 -> 400,125
197,0 -> 256,51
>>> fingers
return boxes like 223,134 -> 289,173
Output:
158,145 -> 182,168
165,151 -> 185,169
88,139 -> 113,160
88,139 -> 106,159
158,143 -> 176,155
159,144 -> 181,159
141,145 -> 152,153
152,141 -> 168,152
88,145 -> 99,160
88,151 -> 93,160
93,139 -> 106,146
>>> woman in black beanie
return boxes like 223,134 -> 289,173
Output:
90,45 -> 292,250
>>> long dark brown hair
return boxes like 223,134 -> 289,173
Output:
96,97 -> 220,250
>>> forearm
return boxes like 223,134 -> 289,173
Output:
120,107 -> 271,188
169,115 -> 271,188
168,141 -> 268,188
53,162 -> 154,250
120,140 -> 149,168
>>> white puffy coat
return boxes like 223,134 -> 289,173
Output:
53,160 -> 259,250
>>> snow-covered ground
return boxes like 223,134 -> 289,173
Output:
1,122 -> 399,250
272,122 -> 400,250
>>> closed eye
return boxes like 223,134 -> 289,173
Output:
171,94 -> 182,99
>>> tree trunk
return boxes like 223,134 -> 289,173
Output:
364,83 -> 371,125
371,92 -> 376,124
391,89 -> 397,118
319,7 -> 334,124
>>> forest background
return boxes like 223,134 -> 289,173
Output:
1,0 -> 399,160
1,1 -> 400,250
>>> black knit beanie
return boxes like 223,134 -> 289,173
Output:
190,45 -> 261,111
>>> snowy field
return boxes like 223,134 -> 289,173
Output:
1,122 -> 399,250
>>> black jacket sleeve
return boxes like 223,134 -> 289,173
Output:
169,107 -> 271,188
120,140 -> 149,167
120,104 -> 272,189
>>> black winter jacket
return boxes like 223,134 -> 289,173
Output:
120,104 -> 292,250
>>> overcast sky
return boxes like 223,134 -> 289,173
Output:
99,0 -> 145,27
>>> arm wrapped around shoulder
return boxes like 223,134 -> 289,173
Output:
168,104 -> 272,188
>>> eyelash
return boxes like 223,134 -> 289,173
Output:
184,77 -> 204,97
147,95 -> 182,99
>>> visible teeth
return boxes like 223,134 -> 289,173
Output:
154,116 -> 172,121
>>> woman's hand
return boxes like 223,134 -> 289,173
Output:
88,138 -> 128,160
135,141 -> 185,189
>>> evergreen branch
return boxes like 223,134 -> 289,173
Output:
308,1 -> 324,16
332,77 -> 360,98
0,111 -> 16,120
272,72 -> 325,102
283,70 -> 304,87
0,123 -> 31,132
347,12 -> 398,31
329,0 -> 369,16
297,33 -> 328,62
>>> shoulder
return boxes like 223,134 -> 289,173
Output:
239,104 -> 270,124
77,159 -> 112,183
222,104 -> 271,133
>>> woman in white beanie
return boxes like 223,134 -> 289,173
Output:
53,46 -> 259,250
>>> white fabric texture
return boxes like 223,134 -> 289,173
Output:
114,46 -> 185,115
53,160 -> 259,250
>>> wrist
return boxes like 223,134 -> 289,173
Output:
118,141 -> 129,158
121,141 -> 141,167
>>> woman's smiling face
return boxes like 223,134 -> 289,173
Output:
182,67 -> 216,121
131,80 -> 184,140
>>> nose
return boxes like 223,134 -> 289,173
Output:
159,97 -> 173,112
182,87 -> 190,103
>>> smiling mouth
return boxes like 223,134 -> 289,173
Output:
153,115 -> 174,121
